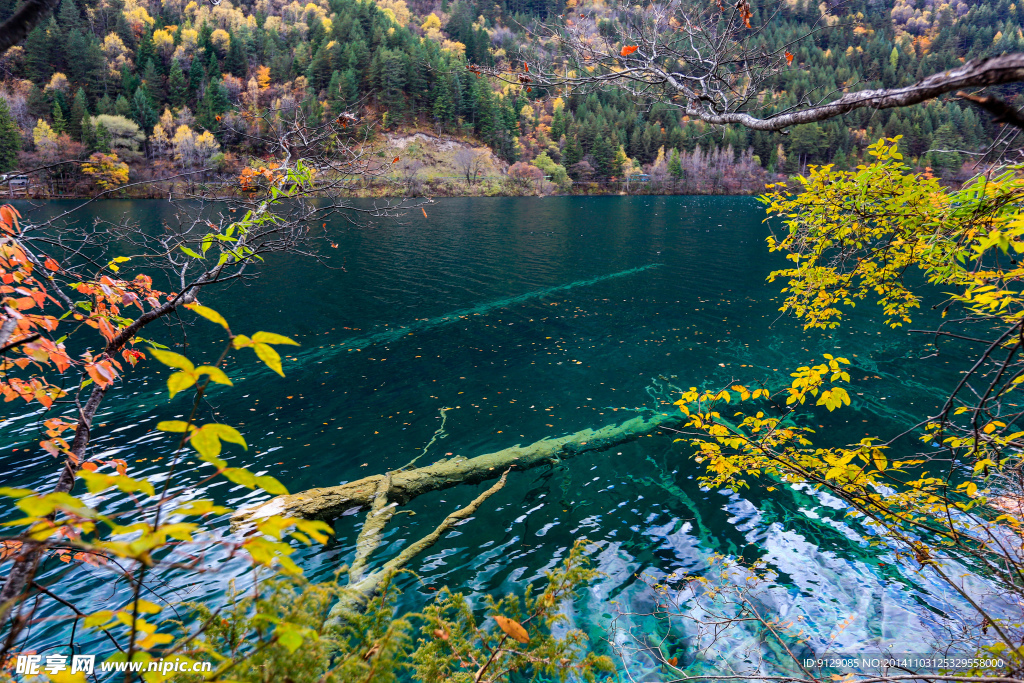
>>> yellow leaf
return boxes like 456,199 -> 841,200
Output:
254,342 -> 284,376
167,371 -> 197,398
148,348 -> 194,372
251,331 -> 299,346
185,304 -> 230,330
197,366 -> 233,386
872,451 -> 887,471
494,615 -> 529,643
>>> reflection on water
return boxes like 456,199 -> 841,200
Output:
0,196 -> 994,678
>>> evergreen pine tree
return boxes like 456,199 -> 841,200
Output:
131,87 -> 158,132
80,116 -> 95,151
168,59 -> 188,109
96,94 -> 113,115
23,26 -> 52,84
668,148 -> 682,178
57,0 -> 81,31
136,30 -> 155,72
198,77 -> 229,129
562,134 -> 582,171
114,94 -> 131,118
0,97 -> 21,172
68,88 -> 88,141
120,62 -> 140,97
592,132 -> 614,178
52,102 -> 67,135
225,31 -> 247,77
94,120 -> 111,153
188,57 -> 204,102
143,59 -> 166,103
206,51 -> 220,80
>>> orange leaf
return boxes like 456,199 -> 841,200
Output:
620,45 -> 638,56
81,462 -> 98,472
524,62 -> 529,71
422,207 -> 428,218
527,87 -> 532,92
494,615 -> 529,644
44,257 -> 59,271
667,657 -> 679,667
785,51 -> 794,65
393,156 -> 400,163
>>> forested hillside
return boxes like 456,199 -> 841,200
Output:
0,0 -> 1016,192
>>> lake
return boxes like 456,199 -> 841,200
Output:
0,196 -> 984,678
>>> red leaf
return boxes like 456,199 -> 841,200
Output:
620,45 -> 639,56
524,62 -> 529,71
785,51 -> 794,65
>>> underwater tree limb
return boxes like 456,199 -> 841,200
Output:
347,474 -> 394,584
327,469 -> 511,623
234,412 -> 680,525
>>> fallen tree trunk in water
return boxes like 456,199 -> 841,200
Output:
233,410 -> 683,624
233,411 -> 681,525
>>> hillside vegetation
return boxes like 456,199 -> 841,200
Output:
0,0 -> 1017,194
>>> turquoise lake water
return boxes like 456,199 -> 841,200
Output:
0,196 -> 991,679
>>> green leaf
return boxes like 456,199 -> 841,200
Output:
167,371 -> 197,398
251,331 -> 299,346
180,245 -> 202,259
276,626 -> 305,653
147,348 -> 195,372
197,366 -> 233,386
187,304 -> 229,330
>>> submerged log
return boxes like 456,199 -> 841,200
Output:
233,411 -> 682,524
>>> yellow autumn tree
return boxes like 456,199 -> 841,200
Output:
81,152 -> 129,189
210,28 -> 231,56
256,64 -> 271,90
101,33 -> 132,76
